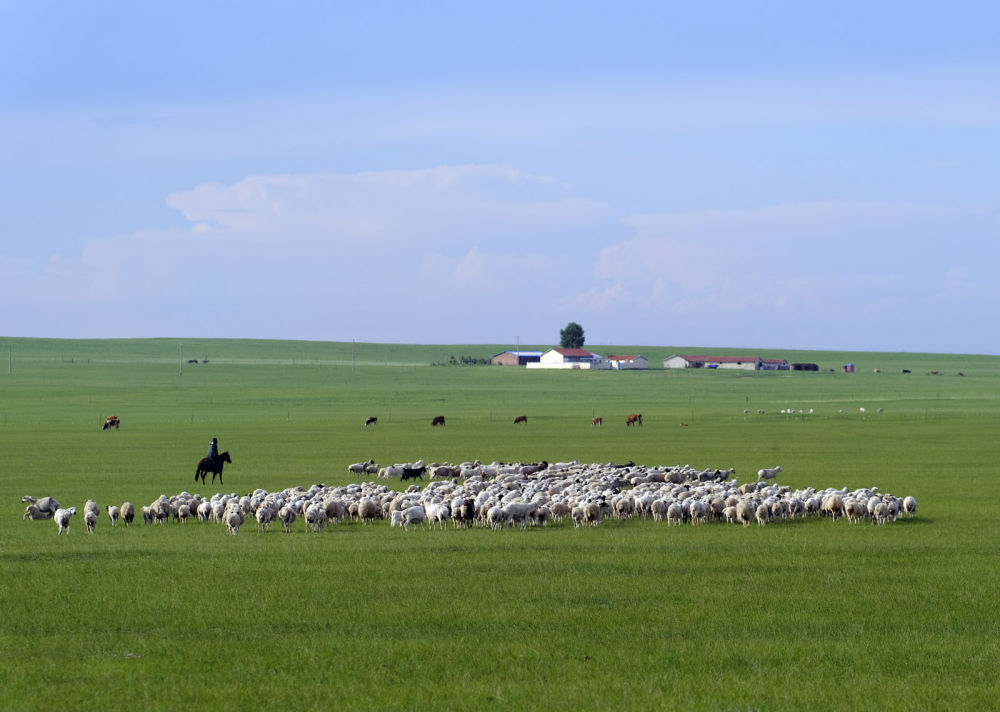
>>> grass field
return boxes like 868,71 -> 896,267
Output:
1,337 -> 998,711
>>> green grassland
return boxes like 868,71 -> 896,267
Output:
1,338 -> 998,710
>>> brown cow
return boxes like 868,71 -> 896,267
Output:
513,415 -> 527,424
431,415 -> 446,426
626,413 -> 643,427
591,416 -> 603,426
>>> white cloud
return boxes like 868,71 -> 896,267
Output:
163,166 -> 610,251
580,201 -> 1000,351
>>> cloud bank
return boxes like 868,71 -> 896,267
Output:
3,167 -> 997,352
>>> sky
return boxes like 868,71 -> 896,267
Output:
2,1 -> 999,354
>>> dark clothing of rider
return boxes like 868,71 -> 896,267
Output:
207,438 -> 219,462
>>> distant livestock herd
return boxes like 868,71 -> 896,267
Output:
361,414 -> 644,427
22,460 -> 917,536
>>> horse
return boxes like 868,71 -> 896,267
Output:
102,415 -> 120,431
591,416 -> 603,427
195,451 -> 232,485
626,413 -> 643,427
431,415 -> 445,426
513,415 -> 527,425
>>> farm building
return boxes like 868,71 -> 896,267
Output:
663,355 -> 764,371
606,354 -> 648,370
492,350 -> 543,366
760,358 -> 790,371
527,348 -> 609,370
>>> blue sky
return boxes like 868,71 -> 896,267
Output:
3,1 -> 999,353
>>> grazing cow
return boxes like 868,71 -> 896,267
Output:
364,416 -> 378,427
401,466 -> 426,482
591,416 -> 603,426
513,415 -> 527,425
431,415 -> 446,427
102,415 -> 120,431
626,413 -> 643,427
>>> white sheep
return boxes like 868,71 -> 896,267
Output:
121,501 -> 136,526
755,504 -> 770,526
583,501 -> 603,527
278,505 -> 296,532
54,507 -> 77,534
402,505 -> 426,531
84,508 -> 98,533
757,466 -> 781,481
736,499 -> 755,527
357,497 -> 380,524
256,505 -> 274,532
225,509 -> 242,535
903,496 -> 917,517
84,499 -> 100,521
23,504 -> 51,520
22,496 -> 61,517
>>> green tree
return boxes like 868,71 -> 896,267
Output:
560,322 -> 585,349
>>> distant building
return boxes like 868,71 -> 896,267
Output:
492,350 -> 543,366
663,355 -> 763,371
606,355 -> 648,370
527,348 -> 608,370
760,358 -> 790,371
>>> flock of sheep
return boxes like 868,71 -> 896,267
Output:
21,459 -> 917,535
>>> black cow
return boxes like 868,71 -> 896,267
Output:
365,416 -> 378,427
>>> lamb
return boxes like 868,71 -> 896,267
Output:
755,504 -> 770,526
54,507 -> 77,534
107,505 -> 120,527
389,510 -> 405,529
121,501 -> 135,526
903,496 -> 917,517
757,466 -> 781,481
